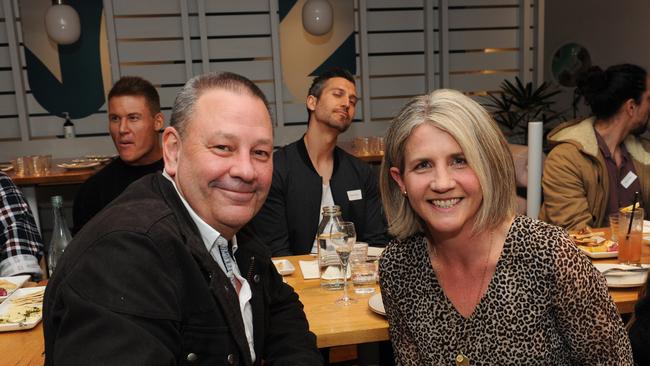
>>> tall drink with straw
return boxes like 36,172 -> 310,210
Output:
618,194 -> 643,265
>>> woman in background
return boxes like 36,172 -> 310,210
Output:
378,89 -> 632,365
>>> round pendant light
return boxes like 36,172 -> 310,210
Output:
302,0 -> 333,36
45,0 -> 81,45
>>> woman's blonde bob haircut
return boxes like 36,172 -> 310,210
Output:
379,89 -> 517,240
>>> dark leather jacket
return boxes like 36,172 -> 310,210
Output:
43,173 -> 322,365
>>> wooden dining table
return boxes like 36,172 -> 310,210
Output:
6,159 -> 101,186
0,255 -> 386,365
4,158 -> 107,232
0,280 -> 48,366
275,255 -> 388,348
586,227 -> 649,314
1,246 -> 647,365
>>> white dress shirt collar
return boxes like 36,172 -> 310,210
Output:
162,171 -> 238,255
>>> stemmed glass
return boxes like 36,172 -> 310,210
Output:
333,221 -> 357,305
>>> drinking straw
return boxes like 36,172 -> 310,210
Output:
626,191 -> 639,240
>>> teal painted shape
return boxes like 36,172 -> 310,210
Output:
309,34 -> 356,76
25,0 -> 105,119
279,0 -> 298,22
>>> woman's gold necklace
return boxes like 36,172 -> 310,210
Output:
429,231 -> 494,366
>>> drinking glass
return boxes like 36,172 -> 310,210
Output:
608,213 -> 619,242
350,242 -> 368,264
332,221 -> 357,305
349,241 -> 376,294
353,137 -> 369,156
352,260 -> 377,294
12,156 -> 33,177
30,155 -> 50,176
618,208 -> 644,265
369,136 -> 384,155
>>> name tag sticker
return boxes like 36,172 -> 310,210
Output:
347,190 -> 362,201
621,171 -> 638,189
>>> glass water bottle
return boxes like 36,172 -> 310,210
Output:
47,195 -> 72,277
316,205 -> 345,290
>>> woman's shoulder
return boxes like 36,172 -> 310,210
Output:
504,216 -> 595,288
383,233 -> 423,252
507,215 -> 576,259
379,234 -> 428,293
510,215 -> 570,242
381,234 -> 425,267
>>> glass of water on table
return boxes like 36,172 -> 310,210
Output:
350,242 -> 377,294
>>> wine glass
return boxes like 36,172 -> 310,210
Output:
333,221 -> 357,305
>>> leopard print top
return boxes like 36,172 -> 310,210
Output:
379,215 -> 633,365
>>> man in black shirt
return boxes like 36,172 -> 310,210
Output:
72,76 -> 164,233
246,68 -> 390,256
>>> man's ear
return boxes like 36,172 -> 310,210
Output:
306,95 -> 317,113
624,98 -> 637,117
154,112 -> 164,131
162,127 -> 181,176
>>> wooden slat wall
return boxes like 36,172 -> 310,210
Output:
0,3 -> 21,140
113,0 -> 274,126
0,3 -> 116,140
0,0 -> 541,146
366,1 -> 429,121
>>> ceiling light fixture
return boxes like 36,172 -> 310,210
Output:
44,0 -> 81,45
302,0 -> 333,36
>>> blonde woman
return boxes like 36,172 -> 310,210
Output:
378,89 -> 632,365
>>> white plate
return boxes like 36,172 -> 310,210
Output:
368,293 -> 385,316
0,275 -> 30,303
80,156 -> 112,164
57,161 -> 101,170
71,158 -> 103,164
0,164 -> 12,172
593,263 -> 650,288
578,246 -> 618,259
272,259 -> 295,276
85,154 -> 115,160
0,286 -> 45,332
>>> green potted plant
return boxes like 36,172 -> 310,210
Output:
483,77 -> 563,146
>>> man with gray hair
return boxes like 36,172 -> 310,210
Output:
43,72 -> 322,365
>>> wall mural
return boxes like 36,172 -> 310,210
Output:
279,0 -> 355,104
18,0 -> 351,122
19,0 -> 111,120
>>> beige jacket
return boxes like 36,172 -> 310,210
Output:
539,117 -> 650,230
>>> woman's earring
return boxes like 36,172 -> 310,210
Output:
402,190 -> 408,197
